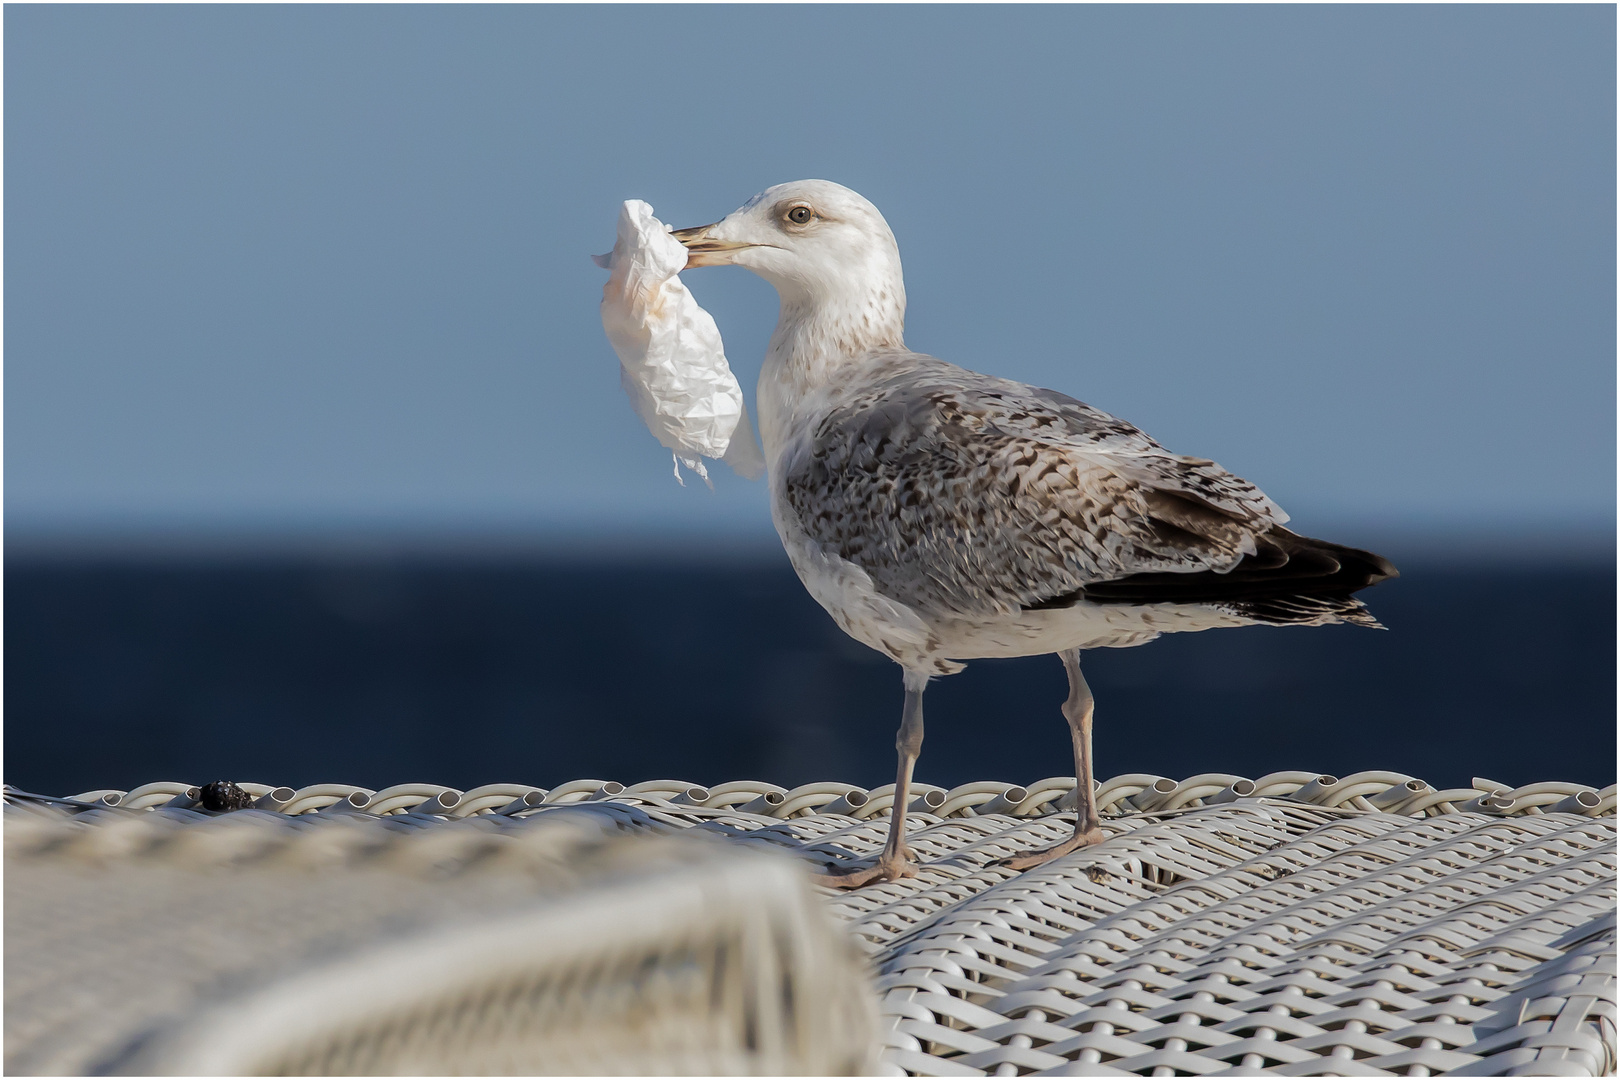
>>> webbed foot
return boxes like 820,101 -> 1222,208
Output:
811,855 -> 918,890
996,827 -> 1105,872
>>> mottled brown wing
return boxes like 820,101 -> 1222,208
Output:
780,354 -> 1289,618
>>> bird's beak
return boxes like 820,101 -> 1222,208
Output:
672,223 -> 753,268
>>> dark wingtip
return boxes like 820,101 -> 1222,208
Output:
1281,529 -> 1398,586
1063,529 -> 1398,624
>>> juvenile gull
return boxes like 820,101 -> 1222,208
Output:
673,180 -> 1396,888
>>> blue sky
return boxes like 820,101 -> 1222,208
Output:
6,5 -> 1614,549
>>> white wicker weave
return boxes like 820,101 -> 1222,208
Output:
6,770 -> 1614,1076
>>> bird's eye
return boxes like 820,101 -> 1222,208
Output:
785,205 -> 814,225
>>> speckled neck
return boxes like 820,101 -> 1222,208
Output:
757,264 -> 906,466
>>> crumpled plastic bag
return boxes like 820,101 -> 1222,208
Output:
595,200 -> 764,485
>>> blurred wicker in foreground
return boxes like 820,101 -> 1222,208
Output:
5,810 -> 874,1075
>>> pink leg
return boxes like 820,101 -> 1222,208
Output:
999,649 -> 1105,871
813,670 -> 927,889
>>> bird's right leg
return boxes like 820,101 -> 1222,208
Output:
999,648 -> 1106,871
812,670 -> 927,889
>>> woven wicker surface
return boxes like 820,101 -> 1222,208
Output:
7,770 -> 1615,1076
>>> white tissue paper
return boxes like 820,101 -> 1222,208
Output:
595,200 -> 764,486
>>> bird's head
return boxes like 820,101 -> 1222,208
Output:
672,180 -> 905,325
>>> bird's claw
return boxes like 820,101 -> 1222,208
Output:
996,827 -> 1106,872
810,855 -> 918,890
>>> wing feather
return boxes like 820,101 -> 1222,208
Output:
780,353 -> 1289,618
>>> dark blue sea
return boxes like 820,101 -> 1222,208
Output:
6,549 -> 1615,796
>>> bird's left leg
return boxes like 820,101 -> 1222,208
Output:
999,648 -> 1106,871
812,669 -> 927,889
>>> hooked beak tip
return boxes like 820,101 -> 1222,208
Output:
672,222 -> 751,267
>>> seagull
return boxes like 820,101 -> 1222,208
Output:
672,180 -> 1396,889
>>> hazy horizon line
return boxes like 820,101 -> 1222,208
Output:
6,517 -> 1615,567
